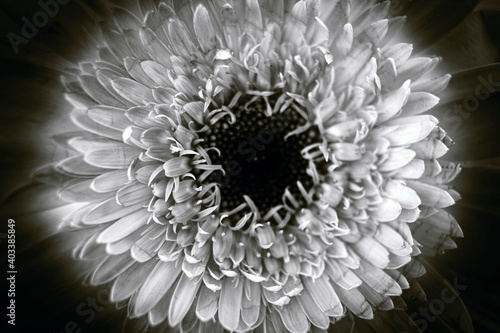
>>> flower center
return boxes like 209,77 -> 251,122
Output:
202,98 -> 319,214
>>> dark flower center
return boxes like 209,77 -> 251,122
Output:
202,98 -> 319,214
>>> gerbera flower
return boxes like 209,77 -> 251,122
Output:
1,0 -> 500,332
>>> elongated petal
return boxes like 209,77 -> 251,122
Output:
97,209 -> 150,243
297,287 -> 331,329
88,106 -> 131,131
85,147 -> 140,169
421,209 -> 463,237
332,284 -> 373,319
276,298 -> 310,333
91,253 -> 134,284
406,180 -> 455,208
384,119 -> 437,146
351,237 -> 390,269
106,225 -> 147,255
411,139 -> 449,159
111,259 -> 157,302
196,285 -> 220,322
402,92 -> 440,115
83,199 -> 146,225
219,276 -> 244,331
354,260 -> 402,296
376,80 -> 411,123
379,149 -> 416,172
241,279 -> 262,327
134,260 -> 181,316
302,275 -> 343,316
193,4 -> 219,52
112,78 -> 154,105
116,182 -> 153,206
374,197 -> 402,222
91,170 -> 129,193
384,180 -> 421,209
169,274 -> 202,326
59,179 -> 112,202
375,224 -> 412,256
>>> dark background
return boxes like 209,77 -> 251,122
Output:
1,0 -> 500,332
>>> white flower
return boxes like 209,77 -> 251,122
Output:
10,0 -> 494,332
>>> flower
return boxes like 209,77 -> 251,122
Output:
2,0 -> 500,332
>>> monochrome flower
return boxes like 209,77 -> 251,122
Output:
7,0 -> 500,332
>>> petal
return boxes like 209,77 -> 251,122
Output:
392,158 -> 425,179
244,0 -> 264,38
411,139 -> 449,159
218,276 -> 244,331
374,197 -> 402,222
131,224 -> 165,262
325,260 -> 363,290
113,7 -> 142,30
302,275 -> 343,316
406,180 -> 455,208
357,283 -> 394,310
297,287 -> 331,329
354,260 -> 402,296
96,68 -> 134,108
221,3 -> 241,51
83,198 -> 145,225
375,224 -> 413,256
384,179 -> 421,209
193,4 -> 219,52
421,209 -> 463,237
169,273 -> 202,326
111,78 -> 154,105
276,298 -> 310,333
85,146 -> 140,169
71,109 -> 123,140
58,179 -> 113,203
124,57 -> 157,87
97,209 -> 150,244
375,80 -> 411,123
412,74 -> 452,95
196,284 -> 220,322
106,225 -> 148,255
116,182 -> 153,206
141,60 -> 172,87
79,74 -> 123,107
351,237 -> 390,269
402,92 -> 440,115
332,284 -> 373,319
384,118 -> 437,146
110,259 -> 157,302
134,260 -> 181,316
378,149 -> 416,172
241,279 -> 262,327
91,253 -> 134,284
